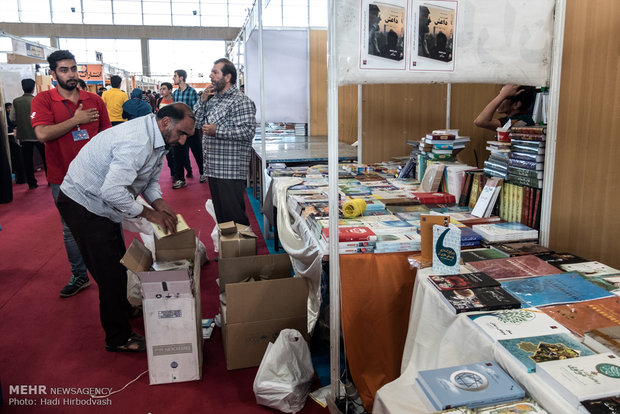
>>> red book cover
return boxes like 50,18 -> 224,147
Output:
322,227 -> 377,242
412,192 -> 456,204
465,255 -> 560,281
531,188 -> 542,229
521,186 -> 530,225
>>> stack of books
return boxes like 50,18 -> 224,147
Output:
415,361 -> 525,411
428,272 -> 521,314
507,125 -> 546,189
320,227 -> 377,254
418,129 -> 471,162
471,222 -> 539,244
484,141 -> 511,179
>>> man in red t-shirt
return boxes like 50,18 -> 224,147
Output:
31,49 -> 111,298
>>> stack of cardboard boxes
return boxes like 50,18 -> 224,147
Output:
121,227 -> 203,385
217,222 -> 309,370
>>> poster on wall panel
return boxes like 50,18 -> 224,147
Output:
337,0 -> 555,86
360,0 -> 408,70
410,0 -> 457,72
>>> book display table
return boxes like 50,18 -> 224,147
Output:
250,135 -> 357,203
373,267 -> 583,414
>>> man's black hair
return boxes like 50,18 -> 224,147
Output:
174,69 -> 188,82
47,50 -> 76,71
21,78 -> 36,94
160,82 -> 173,90
214,58 -> 237,85
110,75 -> 122,88
156,102 -> 195,122
510,85 -> 537,113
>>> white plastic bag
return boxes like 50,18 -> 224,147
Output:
253,329 -> 314,413
205,199 -> 219,253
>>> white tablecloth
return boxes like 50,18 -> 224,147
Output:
372,267 -> 583,414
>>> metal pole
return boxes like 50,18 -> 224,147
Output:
539,0 -> 566,246
357,84 -> 362,164
258,0 -> 267,227
327,0 -> 341,405
445,83 -> 451,129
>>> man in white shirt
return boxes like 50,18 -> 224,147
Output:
56,103 -> 195,353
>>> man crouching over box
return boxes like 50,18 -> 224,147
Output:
56,103 -> 196,353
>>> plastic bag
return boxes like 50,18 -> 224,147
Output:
253,329 -> 314,413
205,199 -> 219,253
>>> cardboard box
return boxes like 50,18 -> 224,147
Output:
218,254 -> 308,370
219,221 -> 237,235
121,237 -> 203,385
219,224 -> 257,258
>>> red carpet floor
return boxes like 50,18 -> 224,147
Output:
0,162 -> 327,413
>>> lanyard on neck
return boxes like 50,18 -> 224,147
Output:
62,101 -> 81,130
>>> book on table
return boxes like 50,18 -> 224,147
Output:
475,399 -> 549,414
500,272 -> 615,308
536,251 -> 588,270
321,226 -> 377,242
465,255 -> 559,281
584,325 -> 620,355
461,247 -> 510,263
415,361 -> 525,411
471,222 -> 538,243
536,353 -> 620,408
498,333 -> 595,373
439,286 -> 521,314
493,242 -> 553,257
559,261 -> 620,278
468,308 -> 572,341
539,296 -> 620,336
429,272 -> 499,290
580,396 -> 620,414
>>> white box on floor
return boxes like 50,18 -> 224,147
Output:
142,296 -> 200,384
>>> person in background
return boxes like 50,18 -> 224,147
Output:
474,84 -> 537,131
77,78 -> 87,91
172,69 -> 205,188
97,86 -> 105,96
31,49 -> 111,298
157,82 -> 175,177
194,58 -> 256,227
146,90 -> 156,112
122,88 -> 153,120
101,75 -> 128,126
5,102 -> 26,185
56,103 -> 196,353
11,78 -> 46,189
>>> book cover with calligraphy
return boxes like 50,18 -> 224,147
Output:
432,223 -> 461,274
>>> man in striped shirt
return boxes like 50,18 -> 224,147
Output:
171,69 -> 205,188
194,58 -> 256,226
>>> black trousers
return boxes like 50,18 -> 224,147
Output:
172,142 -> 191,181
208,177 -> 249,225
56,190 -> 133,347
186,129 -> 203,176
21,141 -> 46,187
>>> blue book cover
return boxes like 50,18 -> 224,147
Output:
415,361 -> 525,411
498,333 -> 595,373
501,272 -> 614,307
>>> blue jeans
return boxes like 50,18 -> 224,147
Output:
50,184 -> 88,279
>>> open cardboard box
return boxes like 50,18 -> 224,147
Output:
121,237 -> 203,385
218,254 -> 308,370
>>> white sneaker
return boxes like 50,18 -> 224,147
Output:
172,180 -> 187,189
214,313 -> 222,328
199,174 -> 207,183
